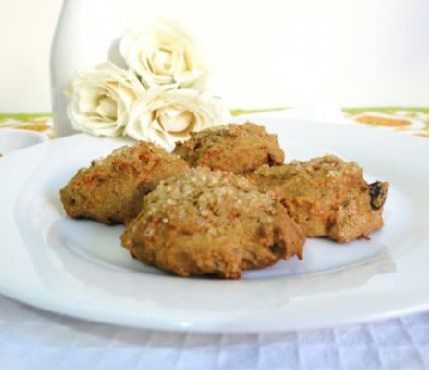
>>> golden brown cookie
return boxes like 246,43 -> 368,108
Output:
60,141 -> 189,224
252,155 -> 388,243
173,122 -> 284,174
121,167 -> 305,278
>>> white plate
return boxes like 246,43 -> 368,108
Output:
0,118 -> 428,333
0,128 -> 46,155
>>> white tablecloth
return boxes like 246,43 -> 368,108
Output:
1,294 -> 428,370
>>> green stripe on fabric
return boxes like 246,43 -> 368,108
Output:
0,113 -> 52,122
230,107 -> 289,116
343,107 -> 429,114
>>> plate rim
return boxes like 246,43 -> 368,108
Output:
1,118 -> 429,333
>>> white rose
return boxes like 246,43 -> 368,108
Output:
125,88 -> 230,151
120,21 -> 205,89
67,63 -> 145,137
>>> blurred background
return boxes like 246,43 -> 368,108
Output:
1,0 -> 428,112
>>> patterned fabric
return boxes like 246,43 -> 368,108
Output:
343,108 -> 429,139
1,108 -> 429,139
0,113 -> 54,137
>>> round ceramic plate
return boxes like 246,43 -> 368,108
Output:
0,128 -> 46,155
0,119 -> 428,333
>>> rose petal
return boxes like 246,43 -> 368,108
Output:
120,21 -> 206,89
67,63 -> 145,137
125,88 -> 229,150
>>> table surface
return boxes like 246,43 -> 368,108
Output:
1,108 -> 428,370
1,295 -> 429,370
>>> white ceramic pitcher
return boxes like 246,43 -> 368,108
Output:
50,0 -> 124,137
